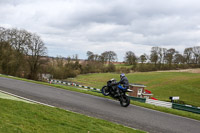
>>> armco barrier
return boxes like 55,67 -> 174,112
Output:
129,96 -> 146,103
172,103 -> 200,114
49,79 -> 101,92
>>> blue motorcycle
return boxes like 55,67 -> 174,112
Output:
102,78 -> 132,107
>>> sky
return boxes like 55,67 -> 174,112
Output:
0,0 -> 200,61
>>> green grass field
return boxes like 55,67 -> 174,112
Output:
0,98 -> 144,133
68,72 -> 200,107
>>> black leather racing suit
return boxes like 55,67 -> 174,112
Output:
114,76 -> 129,96
117,76 -> 129,89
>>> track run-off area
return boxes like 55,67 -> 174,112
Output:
0,77 -> 200,133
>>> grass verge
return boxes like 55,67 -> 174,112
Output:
0,74 -> 200,121
0,98 -> 144,133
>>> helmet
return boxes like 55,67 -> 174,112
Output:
120,73 -> 125,79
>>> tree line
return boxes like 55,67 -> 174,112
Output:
1,26 -> 200,80
84,46 -> 200,73
123,46 -> 200,72
0,27 -> 118,80
46,52 -> 117,79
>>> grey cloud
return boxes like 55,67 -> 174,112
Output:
1,0 -> 200,61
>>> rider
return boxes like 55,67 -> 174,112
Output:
115,73 -> 129,96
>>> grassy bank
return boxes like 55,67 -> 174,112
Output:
68,72 -> 200,107
0,98 -> 144,133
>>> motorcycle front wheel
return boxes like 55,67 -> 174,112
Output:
120,95 -> 130,107
101,86 -> 110,96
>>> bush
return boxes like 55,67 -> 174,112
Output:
116,67 -> 130,73
106,63 -> 116,72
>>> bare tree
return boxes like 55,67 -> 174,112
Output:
139,54 -> 147,64
25,33 -> 47,80
192,46 -> 200,64
101,51 -> 117,64
164,48 -> 177,68
124,51 -> 137,65
0,41 -> 16,74
0,27 -> 6,42
184,47 -> 193,64
150,47 -> 159,67
87,51 -> 94,61
174,53 -> 185,64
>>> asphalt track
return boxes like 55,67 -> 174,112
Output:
0,77 -> 200,133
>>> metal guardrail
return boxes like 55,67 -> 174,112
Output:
129,96 -> 146,103
172,103 -> 200,114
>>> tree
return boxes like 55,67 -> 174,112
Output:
160,48 -> 167,64
124,51 -> 137,65
0,27 -> 6,42
101,51 -> 117,64
139,54 -> 147,64
72,54 -> 81,70
184,47 -> 193,64
87,51 -> 94,61
87,51 -> 101,62
0,41 -> 16,75
192,46 -> 200,64
174,53 -> 184,64
0,28 -> 31,76
164,48 -> 177,68
150,47 -> 159,67
100,53 -> 106,63
25,33 -> 47,80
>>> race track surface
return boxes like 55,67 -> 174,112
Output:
0,77 -> 200,133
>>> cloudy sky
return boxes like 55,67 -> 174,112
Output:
1,0 -> 200,61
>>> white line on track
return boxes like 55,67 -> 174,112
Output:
0,89 -> 55,108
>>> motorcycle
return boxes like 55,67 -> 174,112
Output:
101,78 -> 132,107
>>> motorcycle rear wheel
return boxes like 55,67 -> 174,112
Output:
120,95 -> 130,107
102,86 -> 110,96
